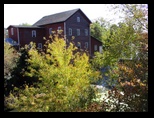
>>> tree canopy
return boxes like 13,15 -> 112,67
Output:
19,23 -> 32,26
4,4 -> 148,112
5,33 -> 101,112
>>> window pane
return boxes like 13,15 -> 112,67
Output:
94,45 -> 97,51
99,46 -> 102,53
85,29 -> 88,36
77,29 -> 80,36
77,42 -> 81,49
32,30 -> 36,37
49,28 -> 52,35
38,43 -> 42,49
11,28 -> 14,35
69,28 -> 72,36
77,17 -> 80,22
58,26 -> 61,30
85,42 -> 88,49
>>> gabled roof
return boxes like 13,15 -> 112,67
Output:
33,8 -> 91,26
7,25 -> 44,29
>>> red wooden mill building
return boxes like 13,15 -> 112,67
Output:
7,8 -> 102,56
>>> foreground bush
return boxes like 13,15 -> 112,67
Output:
5,34 -> 100,112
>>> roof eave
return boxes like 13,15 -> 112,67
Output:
78,9 -> 92,24
65,8 -> 92,24
35,21 -> 65,27
7,25 -> 44,29
91,36 -> 103,44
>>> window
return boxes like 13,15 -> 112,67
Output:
85,29 -> 88,36
57,27 -> 62,34
49,28 -> 52,35
11,28 -> 14,35
38,43 -> 42,49
99,46 -> 102,53
32,30 -> 36,37
77,29 -> 80,36
85,42 -> 88,49
77,17 -> 80,22
69,28 -> 72,36
58,26 -> 61,30
77,42 -> 81,49
94,45 -> 97,51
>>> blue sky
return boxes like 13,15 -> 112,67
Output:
4,4 -> 124,28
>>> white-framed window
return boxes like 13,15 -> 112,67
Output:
77,17 -> 80,22
85,42 -> 88,49
32,30 -> 36,37
94,45 -> 97,51
58,26 -> 61,30
85,29 -> 88,36
38,43 -> 42,49
77,42 -> 81,49
77,29 -> 80,36
69,28 -> 72,36
11,28 -> 14,35
49,28 -> 52,35
99,46 -> 102,53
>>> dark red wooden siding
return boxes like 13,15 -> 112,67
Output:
7,26 -> 46,47
40,22 -> 64,40
7,10 -> 101,57
19,28 -> 45,47
91,36 -> 102,56
8,26 -> 18,43
65,10 -> 90,53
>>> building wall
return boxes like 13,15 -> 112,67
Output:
19,28 -> 45,47
65,11 -> 90,52
8,26 -> 18,43
8,26 -> 46,47
91,36 -> 102,56
41,22 -> 64,40
7,10 -> 102,57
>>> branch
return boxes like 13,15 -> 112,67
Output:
123,4 -> 148,31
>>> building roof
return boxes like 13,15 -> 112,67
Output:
7,25 -> 44,29
5,38 -> 19,46
91,36 -> 103,44
33,8 -> 91,26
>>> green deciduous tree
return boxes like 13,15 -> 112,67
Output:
19,23 -> 32,26
101,33 -> 148,112
90,18 -> 110,42
4,42 -> 19,111
4,42 -> 19,85
110,4 -> 148,33
92,22 -> 137,68
6,33 -> 101,112
91,4 -> 148,112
